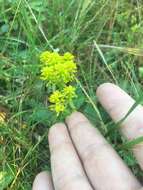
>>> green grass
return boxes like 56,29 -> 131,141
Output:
0,0 -> 143,189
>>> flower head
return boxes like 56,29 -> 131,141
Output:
40,51 -> 77,87
40,51 -> 62,66
63,85 -> 76,101
49,86 -> 76,115
49,90 -> 64,104
63,52 -> 74,61
50,103 -> 65,114
40,51 -> 77,115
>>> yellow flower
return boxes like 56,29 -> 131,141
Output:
40,51 -> 62,66
40,51 -> 77,87
49,86 -> 76,115
40,51 -> 77,115
50,103 -> 65,114
63,52 -> 74,61
63,85 -> 76,100
40,51 -> 51,64
49,90 -> 65,115
49,90 -> 63,103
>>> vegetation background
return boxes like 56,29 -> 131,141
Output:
0,0 -> 143,189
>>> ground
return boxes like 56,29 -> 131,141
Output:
0,0 -> 143,189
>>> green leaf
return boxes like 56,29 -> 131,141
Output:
73,86 -> 85,109
119,136 -> 143,150
29,107 -> 56,126
83,103 -> 99,124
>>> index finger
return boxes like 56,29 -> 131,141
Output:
96,83 -> 143,169
66,112 -> 141,190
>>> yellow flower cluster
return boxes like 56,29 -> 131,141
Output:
40,51 -> 77,87
49,86 -> 76,114
49,86 -> 76,103
40,51 -> 77,115
49,85 -> 76,115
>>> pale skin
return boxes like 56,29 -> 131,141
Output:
32,83 -> 143,190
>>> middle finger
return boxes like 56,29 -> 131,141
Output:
66,112 -> 141,190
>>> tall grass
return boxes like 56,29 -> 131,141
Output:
0,0 -> 143,189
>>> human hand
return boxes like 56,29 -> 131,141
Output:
32,83 -> 143,190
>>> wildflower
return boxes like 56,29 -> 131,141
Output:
49,90 -> 64,104
40,51 -> 77,115
40,51 -> 62,66
63,52 -> 74,61
50,103 -> 65,114
40,51 -> 77,87
49,86 -> 76,115
41,62 -> 76,86
63,85 -> 76,101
